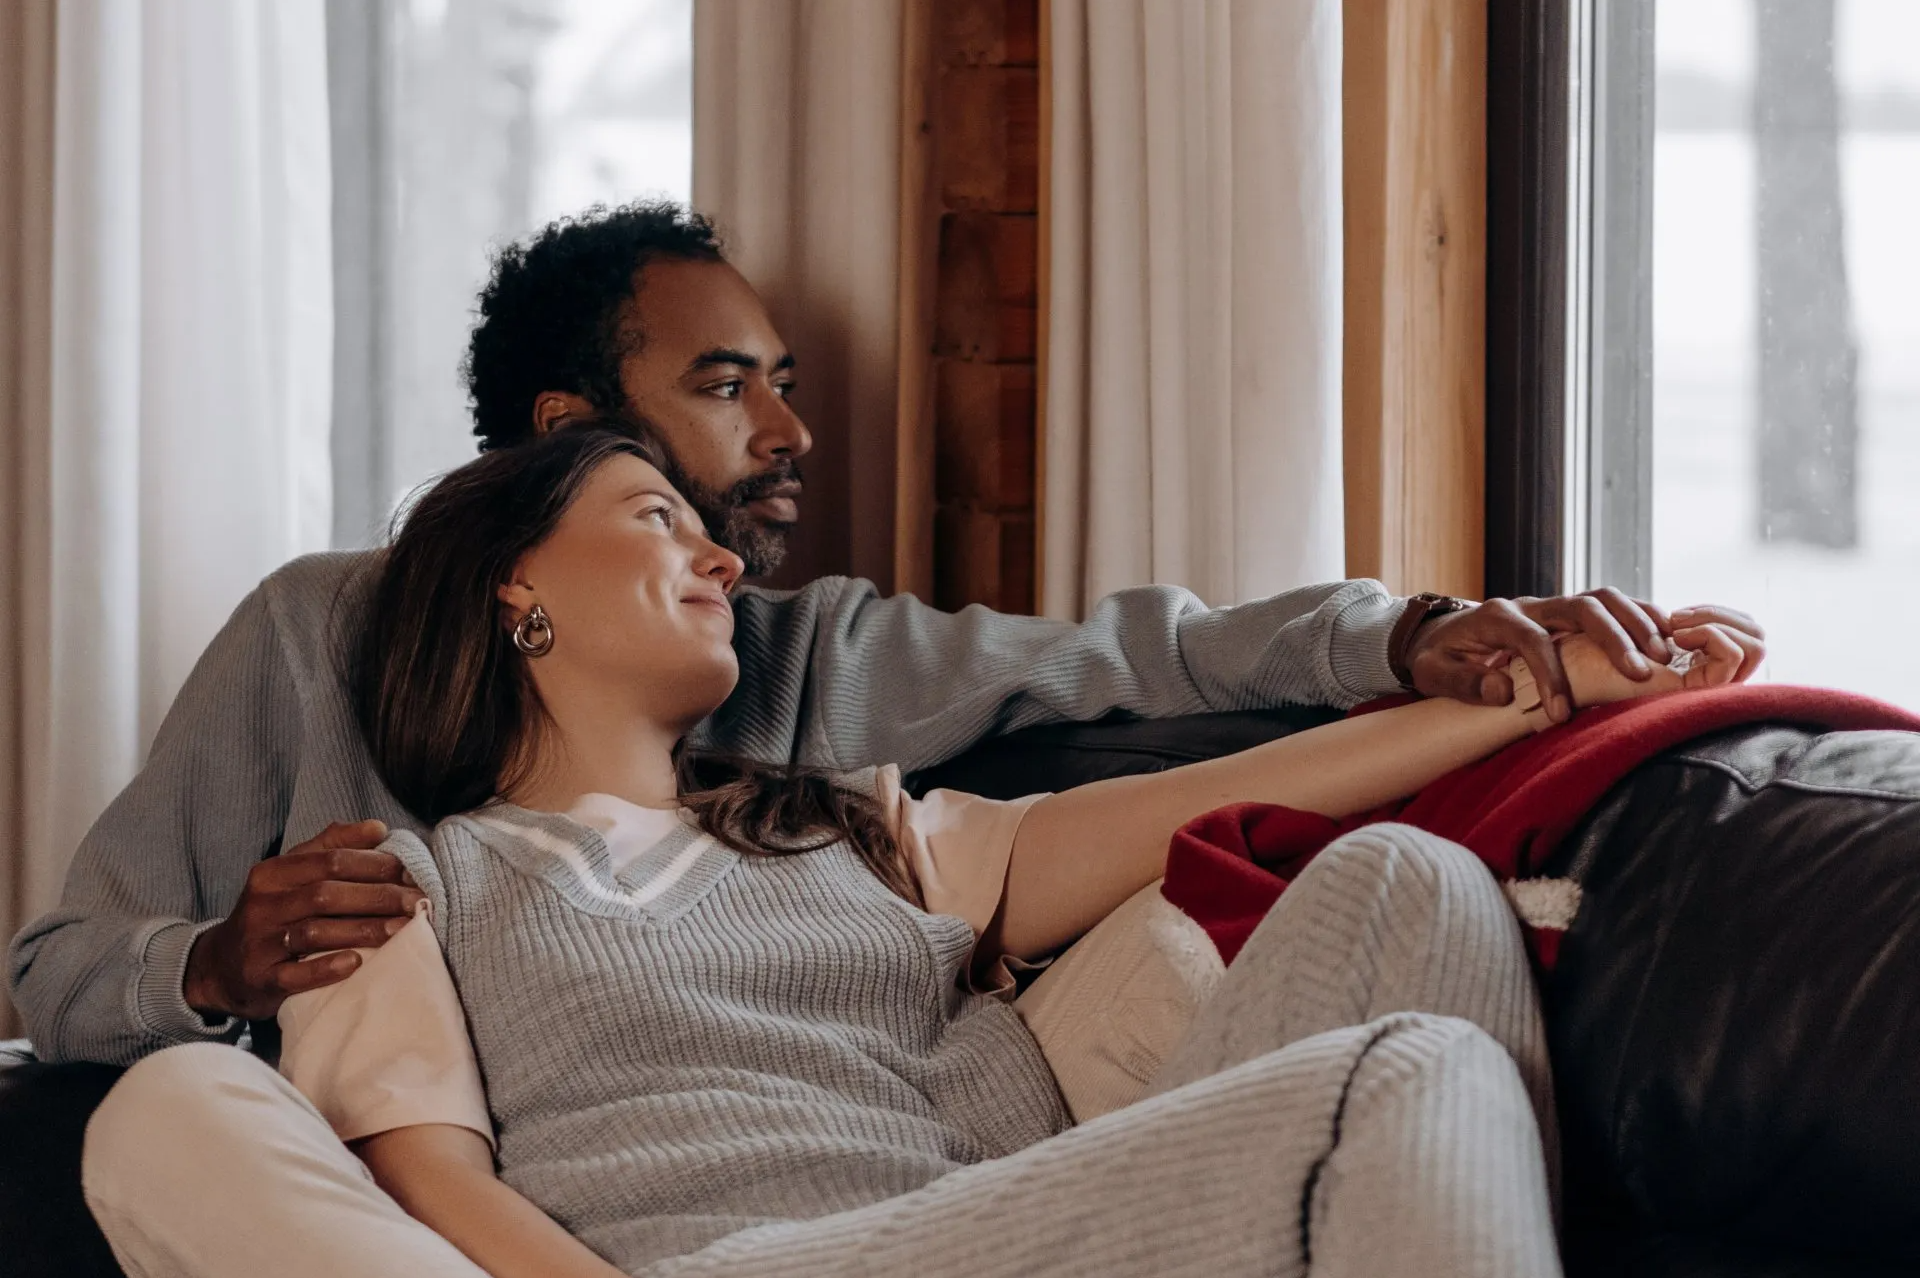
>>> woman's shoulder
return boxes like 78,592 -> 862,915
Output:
385,811 -> 574,922
377,826 -> 444,891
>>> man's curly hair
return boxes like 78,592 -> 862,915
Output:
463,201 -> 725,451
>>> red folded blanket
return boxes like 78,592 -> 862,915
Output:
1160,685 -> 1920,968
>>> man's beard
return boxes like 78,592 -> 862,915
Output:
601,408 -> 799,577
666,459 -> 801,578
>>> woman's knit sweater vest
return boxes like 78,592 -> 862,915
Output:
389,788 -> 1070,1273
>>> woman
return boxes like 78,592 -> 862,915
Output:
257,428 -> 1746,1278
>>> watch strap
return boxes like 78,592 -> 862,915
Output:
1388,592 -> 1476,689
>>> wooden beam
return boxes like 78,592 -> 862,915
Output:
894,0 -> 938,601
1343,0 -> 1488,599
1033,0 -> 1052,618
928,0 -> 1041,615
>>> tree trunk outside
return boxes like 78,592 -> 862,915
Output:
1754,0 -> 1858,549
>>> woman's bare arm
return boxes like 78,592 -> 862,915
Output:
354,1125 -> 624,1278
993,624 -> 1757,962
993,693 -> 1534,961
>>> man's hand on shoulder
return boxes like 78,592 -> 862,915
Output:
183,818 -> 422,1021
1401,588 -> 1766,724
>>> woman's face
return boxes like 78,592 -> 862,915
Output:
498,453 -> 745,728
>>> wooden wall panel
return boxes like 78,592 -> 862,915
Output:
927,0 -> 1040,614
1343,0 -> 1488,599
894,0 -> 940,602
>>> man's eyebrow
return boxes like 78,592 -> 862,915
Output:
685,347 -> 797,375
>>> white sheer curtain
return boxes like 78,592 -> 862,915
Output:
1042,0 -> 1344,618
692,0 -> 909,591
327,0 -> 694,547
2,0 -> 333,1023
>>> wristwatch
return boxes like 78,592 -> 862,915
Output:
1388,592 -> 1476,688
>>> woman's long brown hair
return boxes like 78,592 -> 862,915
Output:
350,425 -> 918,904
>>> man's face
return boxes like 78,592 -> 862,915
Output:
612,259 -> 811,577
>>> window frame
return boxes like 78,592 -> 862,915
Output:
1484,0 -> 1654,600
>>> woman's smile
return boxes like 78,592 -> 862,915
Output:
680,589 -> 734,624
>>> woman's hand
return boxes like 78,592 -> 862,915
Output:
1405,593 -> 1766,725
1552,615 -> 1765,711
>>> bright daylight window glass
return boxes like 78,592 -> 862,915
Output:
526,0 -> 694,226
1650,0 -> 1920,707
329,0 -> 692,545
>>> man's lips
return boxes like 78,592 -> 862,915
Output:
747,486 -> 801,523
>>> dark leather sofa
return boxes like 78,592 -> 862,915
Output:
5,708 -> 1919,1276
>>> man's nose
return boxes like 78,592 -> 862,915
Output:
748,389 -> 812,461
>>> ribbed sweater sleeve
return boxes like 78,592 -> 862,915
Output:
695,576 -> 1409,773
7,585 -> 302,1065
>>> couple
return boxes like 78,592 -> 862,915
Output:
12,202 -> 1761,1275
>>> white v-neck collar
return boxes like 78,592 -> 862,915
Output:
466,795 -> 735,921
561,793 -> 692,876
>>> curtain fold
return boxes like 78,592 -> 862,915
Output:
0,0 -> 57,1039
692,0 -> 911,592
2,0 -> 334,1032
1042,0 -> 1344,618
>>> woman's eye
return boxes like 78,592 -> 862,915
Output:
641,505 -> 675,528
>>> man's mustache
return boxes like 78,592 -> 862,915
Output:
729,462 -> 803,508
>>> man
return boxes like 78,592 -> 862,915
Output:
8,200 -> 1735,1063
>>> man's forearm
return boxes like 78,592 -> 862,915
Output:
711,575 -> 1411,775
7,577 -> 305,1061
8,911 -> 239,1064
1173,578 -> 1408,711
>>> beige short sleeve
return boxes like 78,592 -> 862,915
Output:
276,904 -> 493,1148
873,764 -> 1048,995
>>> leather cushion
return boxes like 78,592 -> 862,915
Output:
903,706 -> 1341,800
0,1044 -> 127,1277
1545,725 -> 1920,1261
1564,1228 -> 1920,1278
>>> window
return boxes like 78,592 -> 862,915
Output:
1643,0 -> 1920,706
1495,0 -> 1920,709
326,0 -> 693,548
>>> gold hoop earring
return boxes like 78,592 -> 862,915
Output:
512,604 -> 554,657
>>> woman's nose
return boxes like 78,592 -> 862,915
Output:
700,539 -> 745,591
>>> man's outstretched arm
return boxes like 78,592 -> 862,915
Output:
700,576 -> 1410,774
703,576 -> 1766,777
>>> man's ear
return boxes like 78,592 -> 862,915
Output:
531,391 -> 598,438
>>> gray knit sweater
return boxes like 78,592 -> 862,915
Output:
393,794 -> 1069,1272
9,550 -> 1410,1065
